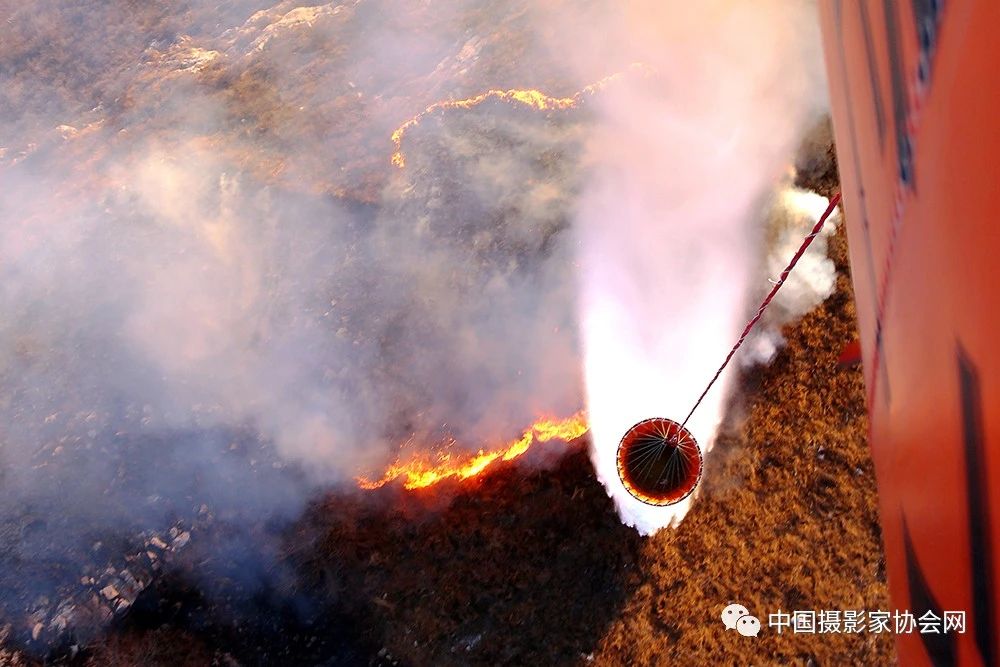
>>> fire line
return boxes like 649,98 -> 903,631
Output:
389,63 -> 649,168
357,411 -> 589,490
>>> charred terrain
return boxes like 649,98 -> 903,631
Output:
1,1 -> 892,665
1,153 -> 895,667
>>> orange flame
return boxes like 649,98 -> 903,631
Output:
357,411 -> 589,490
389,63 -> 649,168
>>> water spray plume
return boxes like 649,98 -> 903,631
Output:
615,193 -> 842,506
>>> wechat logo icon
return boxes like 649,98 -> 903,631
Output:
721,603 -> 761,637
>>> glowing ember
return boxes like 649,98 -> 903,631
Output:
389,64 -> 649,168
357,412 -> 589,490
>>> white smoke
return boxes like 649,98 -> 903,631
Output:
743,185 -> 841,365
570,0 -> 830,533
0,1 -> 594,635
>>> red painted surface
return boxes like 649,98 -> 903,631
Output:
820,1 -> 1000,664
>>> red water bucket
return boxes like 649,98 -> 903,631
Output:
617,417 -> 703,506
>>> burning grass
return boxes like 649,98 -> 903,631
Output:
388,64 -> 647,168
284,218 -> 892,664
297,184 -> 892,667
0,1 -> 890,660
0,127 -> 894,665
356,411 -> 588,490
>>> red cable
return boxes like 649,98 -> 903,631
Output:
678,192 -> 842,431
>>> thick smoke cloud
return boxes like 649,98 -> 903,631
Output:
561,0 -> 831,533
0,0 -> 840,647
0,4 -> 586,480
0,0 -> 587,642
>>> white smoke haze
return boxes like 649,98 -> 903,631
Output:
0,1 -> 591,642
563,0 -> 830,533
0,3 -> 590,478
743,185 -> 841,365
0,1 -> 844,649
